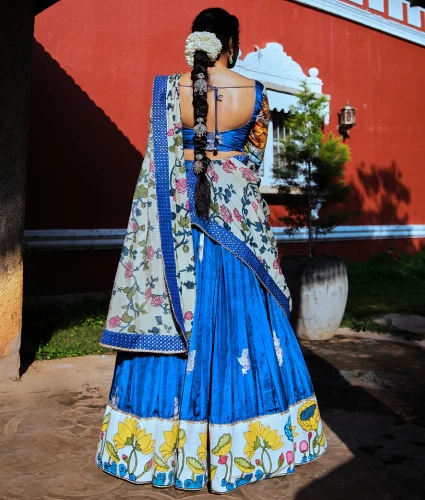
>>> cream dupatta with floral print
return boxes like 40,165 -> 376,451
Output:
100,74 -> 291,354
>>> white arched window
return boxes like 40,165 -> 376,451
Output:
233,43 -> 330,191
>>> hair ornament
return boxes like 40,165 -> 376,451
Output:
194,77 -> 208,95
193,117 -> 207,137
193,160 -> 204,174
185,31 -> 222,68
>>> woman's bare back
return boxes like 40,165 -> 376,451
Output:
179,70 -> 257,160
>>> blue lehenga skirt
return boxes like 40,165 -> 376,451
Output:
95,159 -> 327,494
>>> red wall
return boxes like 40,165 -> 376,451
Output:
25,0 -> 425,293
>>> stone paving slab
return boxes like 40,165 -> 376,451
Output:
1,334 -> 425,499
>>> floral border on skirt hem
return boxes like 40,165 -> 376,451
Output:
95,396 -> 327,494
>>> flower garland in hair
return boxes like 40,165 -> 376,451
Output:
185,31 -> 222,68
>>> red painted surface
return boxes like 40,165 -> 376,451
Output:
26,0 -> 425,292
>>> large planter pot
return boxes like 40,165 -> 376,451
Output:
280,256 -> 348,340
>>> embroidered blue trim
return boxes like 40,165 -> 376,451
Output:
100,329 -> 187,353
186,165 -> 291,318
152,76 -> 187,342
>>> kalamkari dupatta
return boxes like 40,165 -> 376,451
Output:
100,74 -> 291,355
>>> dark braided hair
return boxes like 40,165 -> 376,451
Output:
190,8 -> 240,219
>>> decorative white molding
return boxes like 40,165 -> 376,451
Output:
234,43 -> 324,94
233,43 -> 330,185
24,225 -> 425,250
24,229 -> 127,250
273,224 -> 425,242
294,0 -> 425,46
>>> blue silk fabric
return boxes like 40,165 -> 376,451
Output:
182,81 -> 264,153
108,160 -> 314,425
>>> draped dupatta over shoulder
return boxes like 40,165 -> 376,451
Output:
100,74 -> 292,354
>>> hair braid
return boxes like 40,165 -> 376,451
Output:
191,51 -> 211,219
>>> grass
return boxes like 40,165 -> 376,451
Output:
341,249 -> 425,336
21,250 -> 425,361
21,295 -> 111,362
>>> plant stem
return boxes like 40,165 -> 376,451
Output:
307,161 -> 313,257
130,447 -> 138,475
178,447 -> 185,479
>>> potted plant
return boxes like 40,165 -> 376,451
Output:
273,82 -> 351,340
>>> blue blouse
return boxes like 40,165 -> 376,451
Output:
182,80 -> 265,155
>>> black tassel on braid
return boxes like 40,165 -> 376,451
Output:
191,51 -> 211,220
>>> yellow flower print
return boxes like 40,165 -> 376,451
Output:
262,425 -> 284,451
297,400 -> 320,432
243,421 -> 284,459
197,432 -> 207,463
113,416 -> 138,450
160,422 -> 187,461
135,427 -> 154,455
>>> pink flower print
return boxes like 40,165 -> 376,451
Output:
108,315 -> 121,328
145,288 -> 152,299
206,165 -> 212,174
185,200 -> 190,211
124,261 -> 134,278
130,221 -> 138,232
300,440 -> 309,453
167,128 -> 174,136
286,451 -> 294,465
279,267 -> 283,275
258,256 -> 263,264
218,455 -> 228,465
146,458 -> 153,469
233,208 -> 242,222
184,311 -> 194,321
255,459 -> 261,465
122,454 -> 127,460
252,201 -> 258,212
99,431 -> 104,438
175,178 -> 187,194
151,296 -> 164,307
147,245 -> 155,260
220,205 -> 233,223
176,122 -> 182,129
273,259 -> 279,269
210,171 -> 219,183
240,167 -> 257,182
294,442 -> 297,451
149,159 -> 154,172
222,160 -> 237,173
173,193 -> 177,202
308,432 -> 313,439
279,452 -> 285,465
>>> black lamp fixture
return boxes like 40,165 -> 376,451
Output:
338,101 -> 357,138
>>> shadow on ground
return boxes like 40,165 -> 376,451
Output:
3,335 -> 425,499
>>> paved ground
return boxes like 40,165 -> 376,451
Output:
2,331 -> 425,500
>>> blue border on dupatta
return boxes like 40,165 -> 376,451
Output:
186,164 -> 291,319
100,329 -> 186,353
152,75 -> 187,343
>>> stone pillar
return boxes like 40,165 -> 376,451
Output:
0,3 -> 36,381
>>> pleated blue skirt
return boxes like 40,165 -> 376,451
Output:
95,160 -> 327,493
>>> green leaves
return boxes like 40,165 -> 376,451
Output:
274,80 -> 352,255
234,457 -> 255,473
106,441 -> 120,462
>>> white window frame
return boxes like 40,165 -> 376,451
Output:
233,43 -> 330,193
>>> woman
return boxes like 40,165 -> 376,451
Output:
95,8 -> 326,494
